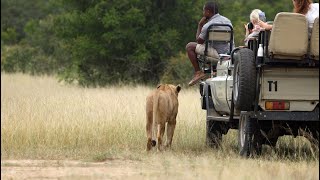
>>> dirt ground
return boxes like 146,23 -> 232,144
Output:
1,159 -> 154,179
2,158 -> 319,180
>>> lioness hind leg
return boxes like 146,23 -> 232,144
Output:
147,138 -> 152,151
146,105 -> 153,151
157,123 -> 165,151
165,120 -> 176,148
147,137 -> 156,151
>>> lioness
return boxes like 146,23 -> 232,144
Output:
146,84 -> 181,151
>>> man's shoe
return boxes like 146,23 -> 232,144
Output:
188,71 -> 206,86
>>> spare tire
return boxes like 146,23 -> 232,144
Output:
233,48 -> 256,111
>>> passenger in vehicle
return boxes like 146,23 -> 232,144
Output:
185,1 -> 233,86
244,9 -> 266,46
259,0 -> 319,33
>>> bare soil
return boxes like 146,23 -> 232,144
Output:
2,156 -> 319,180
1,159 -> 150,179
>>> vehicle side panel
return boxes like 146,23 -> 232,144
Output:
206,60 -> 233,114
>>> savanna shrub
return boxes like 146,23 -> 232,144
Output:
1,45 -> 32,73
1,45 -> 57,75
160,52 -> 193,86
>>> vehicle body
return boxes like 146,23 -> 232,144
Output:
198,12 -> 319,156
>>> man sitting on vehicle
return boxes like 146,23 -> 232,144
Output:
186,1 -> 233,86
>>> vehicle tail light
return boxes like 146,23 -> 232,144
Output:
265,101 -> 290,110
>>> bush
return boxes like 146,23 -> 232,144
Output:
1,45 -> 31,73
1,28 -> 18,45
160,52 -> 193,86
1,45 -> 57,75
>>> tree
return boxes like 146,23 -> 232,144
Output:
1,0 -> 300,86
1,0 -> 56,44
46,0 -> 201,86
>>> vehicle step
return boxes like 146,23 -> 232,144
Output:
207,115 -> 239,122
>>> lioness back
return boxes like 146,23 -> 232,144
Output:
146,84 -> 181,151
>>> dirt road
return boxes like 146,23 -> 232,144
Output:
1,159 -> 152,179
2,158 -> 319,180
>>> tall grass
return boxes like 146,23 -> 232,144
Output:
1,73 -> 319,163
1,73 -> 319,179
1,73 -> 205,159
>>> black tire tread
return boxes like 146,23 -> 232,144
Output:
206,121 -> 223,148
233,48 -> 256,111
238,115 -> 263,157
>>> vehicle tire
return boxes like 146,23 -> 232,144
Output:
267,137 -> 279,147
206,120 -> 223,148
205,85 -> 224,148
233,48 -> 256,111
238,114 -> 262,157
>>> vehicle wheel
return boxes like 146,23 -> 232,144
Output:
205,85 -> 224,148
233,48 -> 256,111
238,114 -> 262,157
266,137 -> 279,147
206,120 -> 223,148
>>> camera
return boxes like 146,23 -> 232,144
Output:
247,22 -> 254,30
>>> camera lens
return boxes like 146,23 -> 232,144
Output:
248,22 -> 254,30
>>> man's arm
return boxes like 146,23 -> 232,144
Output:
196,24 -> 202,40
258,20 -> 272,30
196,25 -> 205,44
196,17 -> 207,44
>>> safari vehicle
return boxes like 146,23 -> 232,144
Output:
198,12 -> 319,157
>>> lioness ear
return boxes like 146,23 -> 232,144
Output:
157,84 -> 162,89
176,84 -> 181,93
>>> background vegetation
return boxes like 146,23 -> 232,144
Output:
1,0 -> 319,86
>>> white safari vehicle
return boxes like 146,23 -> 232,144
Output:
198,13 -> 319,157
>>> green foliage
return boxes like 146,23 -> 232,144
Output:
1,45 -> 57,75
1,0 -> 303,86
1,45 -> 33,73
46,0 -> 200,86
1,28 -> 18,44
160,52 -> 193,86
1,0 -> 56,43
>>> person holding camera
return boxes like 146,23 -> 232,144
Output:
258,0 -> 319,34
244,9 -> 266,46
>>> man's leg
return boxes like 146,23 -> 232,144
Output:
186,42 -> 206,86
186,42 -> 200,71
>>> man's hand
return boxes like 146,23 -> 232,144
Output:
198,17 -> 208,27
196,17 -> 208,42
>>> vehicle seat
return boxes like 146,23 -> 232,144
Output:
310,17 -> 319,60
196,23 -> 234,64
268,12 -> 308,60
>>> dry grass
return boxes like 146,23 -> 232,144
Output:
1,73 -> 206,159
1,73 -> 319,179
